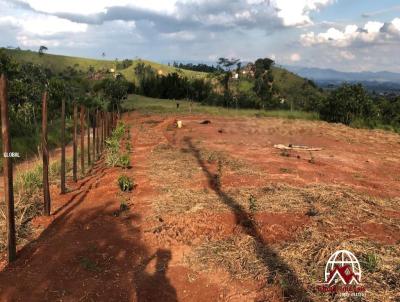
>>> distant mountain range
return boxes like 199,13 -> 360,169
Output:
284,66 -> 400,83
284,66 -> 400,93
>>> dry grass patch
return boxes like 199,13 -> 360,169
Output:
279,228 -> 400,302
153,188 -> 229,215
189,235 -> 269,280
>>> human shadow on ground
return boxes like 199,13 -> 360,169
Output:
0,167 -> 176,302
135,249 -> 178,302
184,137 -> 312,302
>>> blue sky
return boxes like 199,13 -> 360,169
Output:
1,0 -> 400,72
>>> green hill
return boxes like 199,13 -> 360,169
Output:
3,48 -> 323,108
2,48 -> 207,82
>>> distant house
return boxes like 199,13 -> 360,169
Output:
110,68 -> 115,73
232,72 -> 239,79
243,63 -> 255,78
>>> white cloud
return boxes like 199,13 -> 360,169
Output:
18,0 -> 178,15
393,18 -> 400,31
16,35 -> 61,47
0,14 -> 87,36
161,31 -> 196,41
273,0 -> 335,26
363,21 -> 384,33
300,18 -> 400,47
290,53 -> 301,62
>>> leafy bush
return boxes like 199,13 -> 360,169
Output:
118,154 -> 131,169
118,175 -> 134,192
320,84 -> 377,126
105,122 -> 128,167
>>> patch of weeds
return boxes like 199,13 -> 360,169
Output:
280,168 -> 292,174
120,201 -> 130,212
118,154 -> 131,169
113,201 -> 131,217
125,141 -> 132,153
360,252 -> 379,273
78,256 -> 102,273
105,123 -> 131,168
248,194 -> 258,213
118,175 -> 134,192
15,164 -> 43,194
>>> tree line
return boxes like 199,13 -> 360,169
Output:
137,57 -> 400,131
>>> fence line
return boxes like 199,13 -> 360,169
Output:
0,75 -> 117,263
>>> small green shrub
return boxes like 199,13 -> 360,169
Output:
113,201 -> 131,217
118,175 -> 134,192
113,122 -> 126,140
361,253 -> 379,273
118,154 -> 131,169
105,151 -> 120,167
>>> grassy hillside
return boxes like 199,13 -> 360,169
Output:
123,94 -> 319,120
3,48 -> 322,104
2,48 -> 207,82
273,66 -> 324,99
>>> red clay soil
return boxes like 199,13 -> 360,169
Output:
0,113 -> 399,301
162,115 -> 400,198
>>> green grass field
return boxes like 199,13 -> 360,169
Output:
3,48 -> 207,82
122,94 -> 320,120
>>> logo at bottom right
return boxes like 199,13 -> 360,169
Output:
317,250 -> 367,298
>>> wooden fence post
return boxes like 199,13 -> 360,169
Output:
92,112 -> 96,161
101,112 -> 104,151
80,105 -> 85,175
96,110 -> 99,157
87,109 -> 91,166
73,104 -> 78,182
60,99 -> 66,194
0,74 -> 16,262
107,112 -> 110,137
42,90 -> 51,216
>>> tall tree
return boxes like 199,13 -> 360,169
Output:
38,45 -> 48,57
